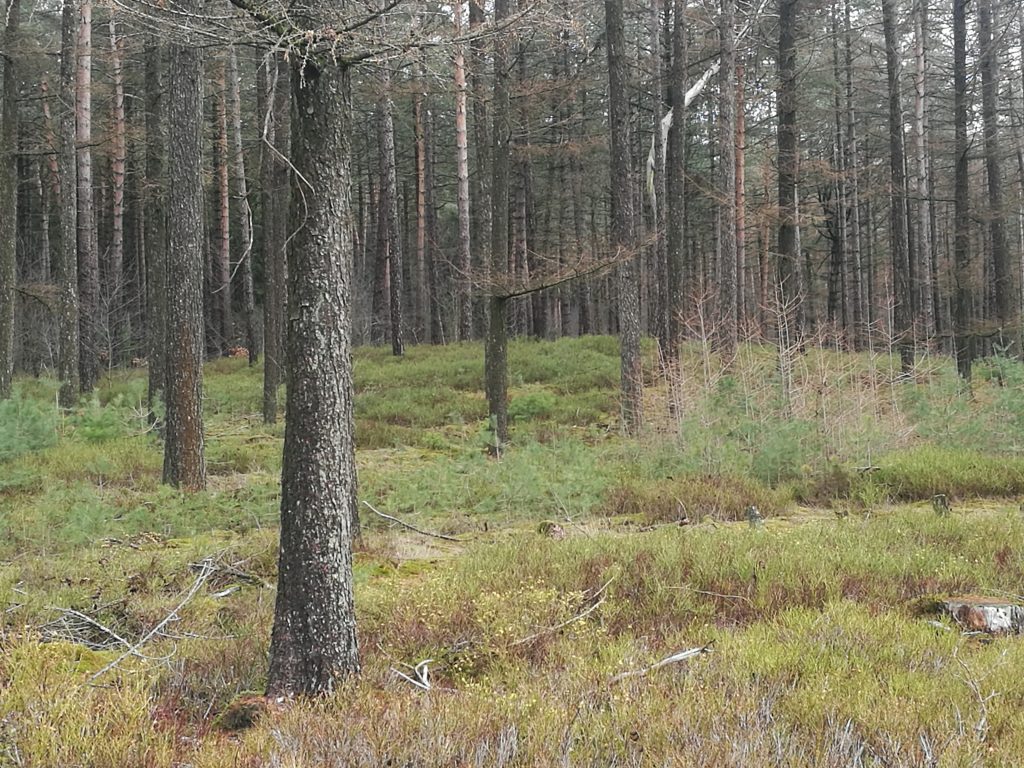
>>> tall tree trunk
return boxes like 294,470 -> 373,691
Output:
606,0 -> 643,434
262,54 -> 289,424
212,58 -> 232,354
882,0 -> 912,371
267,55 -> 360,697
665,0 -> 687,363
228,47 -> 257,364
954,0 -> 972,380
378,68 -> 404,356
413,67 -> 431,343
736,61 -> 748,332
486,0 -> 512,446
162,12 -> 206,491
144,40 -> 166,413
108,14 -> 126,364
454,0 -> 473,341
469,0 -> 491,336
829,2 -> 848,340
777,0 -> 803,337
57,0 -> 79,406
912,0 -> 933,342
0,0 -> 20,398
979,0 -> 1014,338
844,0 -> 864,346
76,0 -> 100,390
717,0 -> 737,358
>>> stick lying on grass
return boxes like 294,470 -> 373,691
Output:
610,643 -> 713,684
88,558 -> 216,683
512,576 -> 616,647
362,500 -> 462,542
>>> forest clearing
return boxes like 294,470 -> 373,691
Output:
3,338 -> 1024,765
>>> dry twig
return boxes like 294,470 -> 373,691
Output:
362,500 -> 461,542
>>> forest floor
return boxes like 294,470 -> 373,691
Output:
4,337 -> 1024,766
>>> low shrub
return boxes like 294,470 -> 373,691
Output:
0,395 -> 57,462
601,473 -> 791,522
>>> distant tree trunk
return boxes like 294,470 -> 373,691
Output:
454,0 -> 473,342
262,54 -> 289,425
228,47 -> 257,364
718,0 -> 737,356
469,0 -> 491,336
57,0 -> 80,406
827,3 -> 848,339
162,14 -> 206,491
844,0 -> 864,346
736,61 -> 748,331
378,69 -> 404,357
954,0 -> 972,381
665,0 -> 687,364
144,40 -> 166,413
978,0 -> 1014,337
414,68 -> 431,344
212,59 -> 232,355
606,0 -> 643,434
267,55 -> 360,698
486,0 -> 512,446
370,142 -> 390,345
0,0 -> 19,399
912,0 -> 933,342
108,14 -> 126,364
76,0 -> 100,391
777,0 -> 803,337
882,0 -> 912,371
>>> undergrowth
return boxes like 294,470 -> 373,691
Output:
3,338 -> 1024,764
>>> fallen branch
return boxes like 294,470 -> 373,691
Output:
362,500 -> 461,542
512,577 -> 615,647
89,559 -> 216,682
610,643 -> 713,684
392,658 -> 433,691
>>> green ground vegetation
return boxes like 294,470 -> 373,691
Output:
2,338 -> 1024,765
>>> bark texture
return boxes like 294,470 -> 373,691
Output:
144,40 -> 166,412
57,0 -> 80,406
262,54 -> 289,424
268,57 -> 360,697
76,0 -> 100,391
606,0 -> 643,434
162,13 -> 206,490
0,0 -> 20,398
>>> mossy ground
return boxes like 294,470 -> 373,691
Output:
2,338 -> 1024,765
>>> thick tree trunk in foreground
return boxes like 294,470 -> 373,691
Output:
606,0 -> 643,434
162,15 -> 206,491
0,0 -> 20,399
267,57 -> 360,698
57,0 -> 80,406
